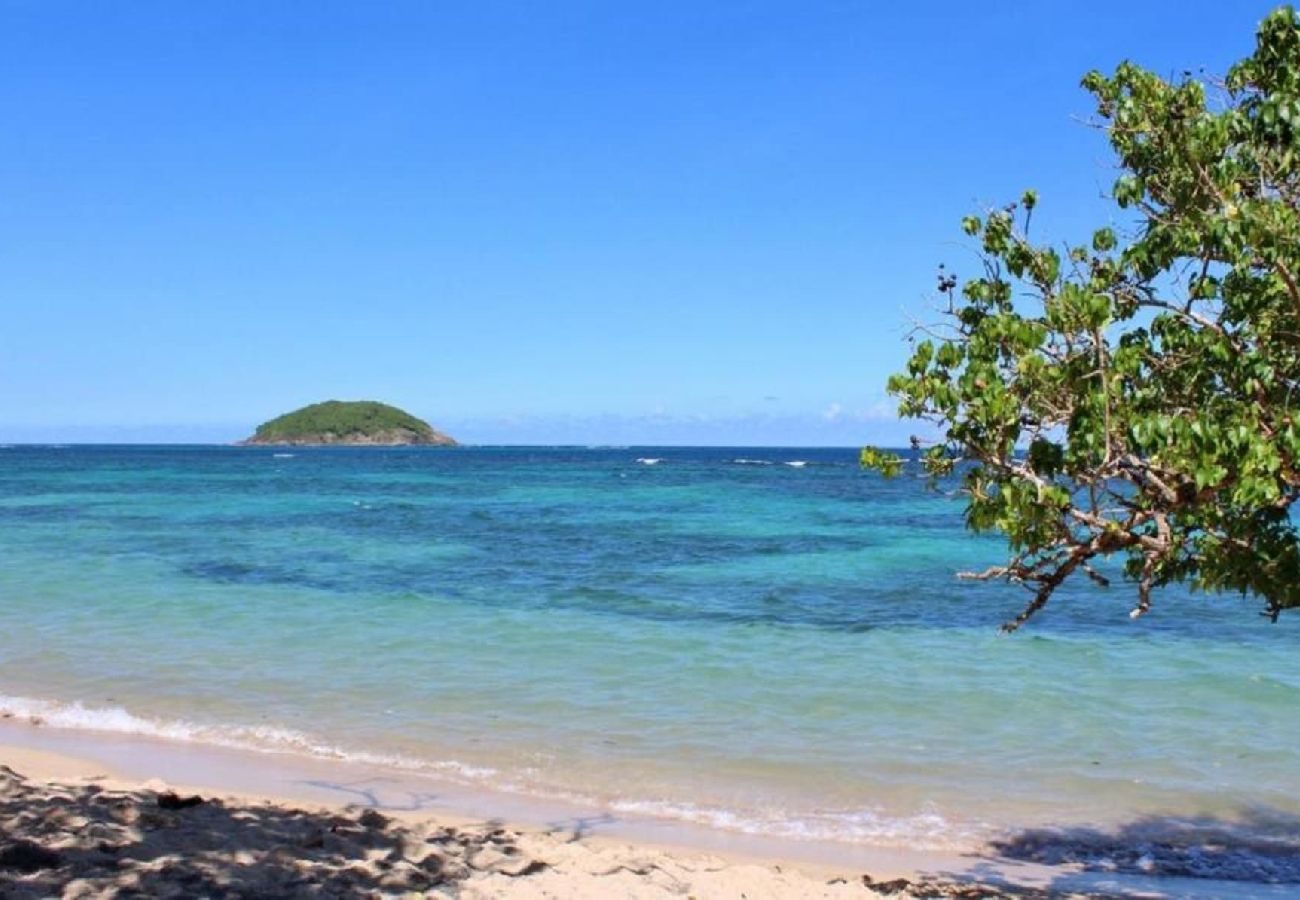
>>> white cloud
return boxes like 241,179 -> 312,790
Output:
822,402 -> 843,422
862,397 -> 898,420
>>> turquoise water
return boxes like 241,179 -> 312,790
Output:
1,445 -> 1298,862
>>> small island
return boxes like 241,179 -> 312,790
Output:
242,400 -> 457,446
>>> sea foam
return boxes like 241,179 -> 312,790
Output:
607,798 -> 988,850
0,694 -> 495,782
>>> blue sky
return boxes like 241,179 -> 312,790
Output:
0,1 -> 1270,444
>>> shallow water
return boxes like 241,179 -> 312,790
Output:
0,445 -> 1297,865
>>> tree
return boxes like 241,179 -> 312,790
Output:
865,6 -> 1300,631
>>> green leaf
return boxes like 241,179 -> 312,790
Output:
878,5 -> 1300,629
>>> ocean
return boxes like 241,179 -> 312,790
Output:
1,444 -> 1297,877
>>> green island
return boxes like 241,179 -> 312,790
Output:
242,400 -> 457,446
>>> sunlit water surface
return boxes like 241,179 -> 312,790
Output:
0,445 -> 1296,867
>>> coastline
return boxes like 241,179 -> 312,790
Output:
4,445 -> 1299,897
0,718 -> 1282,899
0,731 -> 961,899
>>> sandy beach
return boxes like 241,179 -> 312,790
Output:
0,740 -> 1030,900
3,723 -> 1287,899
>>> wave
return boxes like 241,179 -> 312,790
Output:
272,453 -> 295,459
784,460 -> 808,468
608,799 -> 988,850
0,693 -> 495,782
732,458 -> 773,466
635,458 -> 662,466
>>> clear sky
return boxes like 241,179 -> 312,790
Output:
0,1 -> 1271,445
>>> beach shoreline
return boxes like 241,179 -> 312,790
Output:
0,727 -> 990,898
0,718 -> 982,883
0,717 -> 1284,898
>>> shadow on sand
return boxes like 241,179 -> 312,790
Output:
8,759 -> 1300,899
906,808 -> 1300,899
994,808 -> 1300,880
0,765 -> 544,898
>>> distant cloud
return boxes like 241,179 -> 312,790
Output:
822,402 -> 843,422
863,397 -> 898,420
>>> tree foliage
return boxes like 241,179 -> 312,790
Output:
865,7 -> 1300,630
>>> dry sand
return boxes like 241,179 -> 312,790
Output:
0,745 -> 1059,899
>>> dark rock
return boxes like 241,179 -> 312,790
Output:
157,791 -> 206,810
357,808 -> 390,830
417,850 -> 447,875
0,839 -> 62,872
863,874 -> 914,895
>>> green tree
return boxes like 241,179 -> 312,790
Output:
866,6 -> 1300,631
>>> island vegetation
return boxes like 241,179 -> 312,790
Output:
243,400 -> 456,446
865,6 -> 1300,630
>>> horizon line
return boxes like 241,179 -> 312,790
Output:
0,441 -> 885,450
